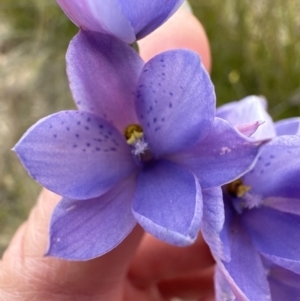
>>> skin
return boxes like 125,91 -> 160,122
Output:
0,9 -> 214,301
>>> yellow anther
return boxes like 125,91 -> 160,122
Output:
124,124 -> 144,145
228,179 -> 251,198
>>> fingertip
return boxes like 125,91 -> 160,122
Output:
138,9 -> 211,72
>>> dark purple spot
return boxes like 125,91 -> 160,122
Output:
270,155 -> 275,159
82,148 -> 86,152
66,127 -> 70,131
147,122 -> 150,128
161,117 -> 165,122
110,147 -> 117,151
49,125 -> 53,129
87,118 -> 91,122
140,114 -> 144,119
169,103 -> 173,108
143,69 -> 149,72
169,92 -> 173,96
160,59 -> 164,62
94,138 -> 102,142
85,126 -> 90,130
155,127 -> 161,132
161,72 -> 165,76
53,134 -> 57,138
139,84 -> 144,88
96,147 -> 101,151
108,131 -> 112,136
61,121 -> 65,125
77,101 -> 81,104
86,143 -> 91,147
265,162 -> 271,167
73,144 -> 77,148
104,135 -> 109,139
153,118 -> 157,123
77,121 -> 81,125
99,124 -> 103,129
158,83 -> 161,86
180,85 -> 183,90
76,134 -> 79,138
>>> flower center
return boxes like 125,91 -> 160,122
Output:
226,179 -> 262,212
227,179 -> 251,198
124,124 -> 153,162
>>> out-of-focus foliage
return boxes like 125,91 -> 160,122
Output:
0,0 -> 299,255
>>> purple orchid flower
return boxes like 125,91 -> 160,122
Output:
56,0 -> 184,44
14,31 -> 260,261
202,97 -> 300,300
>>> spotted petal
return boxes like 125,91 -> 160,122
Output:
243,135 -> 300,199
46,177 -> 136,260
132,160 -> 202,246
170,118 -> 260,189
14,111 -> 136,200
118,0 -> 184,40
242,206 -> 300,274
67,30 -> 144,132
56,0 -> 135,43
135,50 -> 215,157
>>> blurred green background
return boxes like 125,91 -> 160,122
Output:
0,0 -> 299,256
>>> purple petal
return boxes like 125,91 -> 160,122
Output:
170,118 -> 260,189
217,95 -> 276,140
268,263 -> 300,301
132,160 -> 202,246
46,177 -> 136,260
243,135 -> 300,199
201,187 -> 231,261
275,117 -> 300,136
14,111 -> 136,200
263,197 -> 300,215
56,0 -> 135,43
118,0 -> 184,39
220,219 -> 271,300
215,266 -> 237,301
242,206 -> 300,274
67,30 -> 144,132
135,50 -> 215,157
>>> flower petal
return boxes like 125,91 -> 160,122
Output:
14,111 -> 136,200
67,30 -> 144,132
132,160 -> 202,246
118,0 -> 184,40
56,0 -> 135,43
215,266 -> 238,301
242,206 -> 300,274
275,117 -> 300,136
170,118 -> 260,189
46,177 -> 137,260
243,135 -> 300,199
220,219 -> 271,301
268,263 -> 300,301
263,196 -> 300,215
217,95 -> 276,140
201,187 -> 231,261
135,50 -> 215,157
